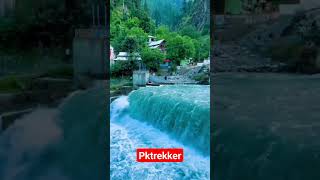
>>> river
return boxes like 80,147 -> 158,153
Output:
1,73 -> 319,179
0,84 -> 210,180
110,85 -> 210,179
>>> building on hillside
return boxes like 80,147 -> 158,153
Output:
114,52 -> 142,62
197,62 -> 204,67
203,59 -> 210,65
148,35 -> 156,43
148,39 -> 166,52
148,35 -> 166,52
147,35 -> 167,73
0,0 -> 15,17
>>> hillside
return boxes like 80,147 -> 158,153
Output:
146,0 -> 210,33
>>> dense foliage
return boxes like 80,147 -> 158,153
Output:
111,0 -> 210,77
141,48 -> 165,72
147,0 -> 210,33
111,60 -> 138,77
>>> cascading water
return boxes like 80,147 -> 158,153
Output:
111,85 -> 210,179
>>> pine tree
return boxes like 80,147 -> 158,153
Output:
135,0 -> 141,9
153,9 -> 161,26
182,0 -> 188,14
144,0 -> 149,13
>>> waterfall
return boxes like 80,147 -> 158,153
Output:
110,85 -> 210,179
128,85 -> 210,155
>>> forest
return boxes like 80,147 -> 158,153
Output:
110,0 -> 210,76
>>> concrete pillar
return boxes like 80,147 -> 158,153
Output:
73,28 -> 107,79
133,70 -> 149,88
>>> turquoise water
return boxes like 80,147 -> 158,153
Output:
129,85 -> 210,155
0,84 -> 210,180
111,85 -> 210,179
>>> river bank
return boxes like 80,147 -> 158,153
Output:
110,78 -> 133,102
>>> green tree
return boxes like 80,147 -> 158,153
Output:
179,25 -> 201,39
182,36 -> 195,59
144,0 -> 149,13
110,8 -> 123,40
155,25 -> 171,39
126,27 -> 148,52
125,17 -> 141,29
111,60 -> 138,77
152,9 -> 161,26
200,35 -> 210,59
166,34 -> 195,65
112,27 -> 147,53
192,39 -> 201,62
141,48 -> 165,71
134,10 -> 155,33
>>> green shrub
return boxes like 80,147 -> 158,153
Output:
110,78 -> 132,91
141,48 -> 165,72
111,60 -> 138,77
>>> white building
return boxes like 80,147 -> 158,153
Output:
203,59 -> 210,65
114,52 -> 142,61
148,35 -> 166,52
148,35 -> 156,43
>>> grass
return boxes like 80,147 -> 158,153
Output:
110,77 -> 132,92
